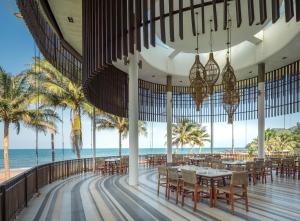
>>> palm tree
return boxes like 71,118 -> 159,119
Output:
96,114 -> 147,156
30,59 -> 89,159
246,128 -> 297,155
171,118 -> 210,153
190,125 -> 210,153
0,68 -> 57,178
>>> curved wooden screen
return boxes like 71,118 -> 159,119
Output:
19,0 -> 300,123
17,0 -> 82,85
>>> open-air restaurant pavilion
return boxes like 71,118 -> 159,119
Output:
1,0 -> 300,220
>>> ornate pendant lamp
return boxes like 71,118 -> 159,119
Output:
204,20 -> 220,95
191,74 -> 208,111
223,90 -> 240,124
189,12 -> 207,111
222,17 -> 240,124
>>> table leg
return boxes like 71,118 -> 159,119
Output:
210,178 -> 215,208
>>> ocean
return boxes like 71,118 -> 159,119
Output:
0,147 -> 246,169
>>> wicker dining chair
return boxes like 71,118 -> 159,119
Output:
117,157 -> 128,174
255,160 -> 265,184
214,171 -> 249,214
246,162 -> 256,185
157,166 -> 168,197
264,160 -> 273,182
181,169 -> 208,211
167,168 -> 182,204
96,158 -> 107,175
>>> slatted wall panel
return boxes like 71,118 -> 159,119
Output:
265,60 -> 300,118
18,0 -> 82,84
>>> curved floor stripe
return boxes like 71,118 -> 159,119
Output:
17,168 -> 300,221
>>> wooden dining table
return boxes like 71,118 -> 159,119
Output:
175,165 -> 232,207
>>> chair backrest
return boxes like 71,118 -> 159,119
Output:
231,165 -> 245,171
96,158 -> 105,166
158,166 -> 168,176
181,169 -> 197,185
167,168 -> 178,180
246,161 -> 255,171
265,160 -> 272,168
230,171 -> 248,186
211,162 -> 225,169
255,160 -> 264,170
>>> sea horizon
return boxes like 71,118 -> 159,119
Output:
0,147 -> 246,169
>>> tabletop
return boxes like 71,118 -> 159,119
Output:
189,157 -> 205,161
222,160 -> 249,165
105,158 -> 121,162
175,165 -> 232,178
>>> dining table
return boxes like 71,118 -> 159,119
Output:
189,157 -> 205,165
175,165 -> 232,207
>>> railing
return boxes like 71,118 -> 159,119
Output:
0,158 -> 95,221
1,152 -> 297,221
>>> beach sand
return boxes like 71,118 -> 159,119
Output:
0,168 -> 30,183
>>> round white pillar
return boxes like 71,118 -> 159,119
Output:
258,63 -> 265,159
128,52 -> 139,186
166,76 -> 172,163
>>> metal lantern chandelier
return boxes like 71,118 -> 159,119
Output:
205,20 -> 220,96
222,16 -> 240,124
189,12 -> 207,111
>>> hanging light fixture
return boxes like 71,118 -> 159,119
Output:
189,12 -> 207,111
223,90 -> 240,124
191,74 -> 208,111
204,19 -> 220,95
222,14 -> 240,124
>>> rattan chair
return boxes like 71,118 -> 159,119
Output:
246,162 -> 256,185
157,166 -> 168,197
167,168 -> 182,204
181,169 -> 208,211
255,160 -> 265,184
214,171 -> 249,214
117,157 -> 128,174
264,160 -> 273,182
96,159 -> 107,175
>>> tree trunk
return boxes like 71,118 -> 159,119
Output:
3,121 -> 10,179
51,133 -> 55,162
72,109 -> 82,159
119,131 -> 122,157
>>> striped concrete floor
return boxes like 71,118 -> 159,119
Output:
16,168 -> 300,221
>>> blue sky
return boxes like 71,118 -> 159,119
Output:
0,1 -> 299,150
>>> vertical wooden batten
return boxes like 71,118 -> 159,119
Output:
272,0 -> 280,23
159,0 -> 166,43
248,0 -> 254,26
284,0 -> 294,22
179,0 -> 183,39
169,0 -> 175,42
150,0 -> 155,46
190,0 -> 196,36
136,0 -> 142,52
143,0 -> 149,48
259,0 -> 267,24
236,0 -> 242,27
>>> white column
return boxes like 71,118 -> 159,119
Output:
92,107 -> 96,173
210,96 -> 214,154
166,76 -> 172,163
258,63 -> 265,159
128,52 -> 139,186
